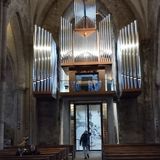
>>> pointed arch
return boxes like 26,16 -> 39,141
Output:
124,0 -> 148,40
7,12 -> 26,89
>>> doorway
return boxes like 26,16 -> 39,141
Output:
75,103 -> 102,151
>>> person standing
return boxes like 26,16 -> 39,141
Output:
80,130 -> 91,159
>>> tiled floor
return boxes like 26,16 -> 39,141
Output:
71,151 -> 102,160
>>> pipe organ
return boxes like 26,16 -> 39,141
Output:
33,25 -> 57,97
32,0 -> 142,97
117,20 -> 141,92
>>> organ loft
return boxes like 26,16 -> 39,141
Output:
0,0 -> 160,159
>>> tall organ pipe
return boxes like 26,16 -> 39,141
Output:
37,27 -> 41,92
134,20 -> 141,88
33,25 -> 37,91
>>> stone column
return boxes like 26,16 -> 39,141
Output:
153,42 -> 160,143
0,0 -> 10,149
14,88 -> 25,144
154,83 -> 160,143
108,99 -> 116,144
140,39 -> 155,143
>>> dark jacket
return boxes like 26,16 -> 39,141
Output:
80,132 -> 91,147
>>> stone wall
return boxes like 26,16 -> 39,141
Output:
148,0 -> 160,143
117,98 -> 144,143
37,97 -> 60,145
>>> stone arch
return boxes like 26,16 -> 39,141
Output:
34,0 -> 146,46
33,0 -> 55,25
8,12 -> 26,89
5,11 -> 27,144
35,0 -> 72,26
124,0 -> 148,40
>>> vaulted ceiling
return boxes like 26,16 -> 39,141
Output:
30,0 -> 149,44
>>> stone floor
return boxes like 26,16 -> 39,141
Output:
69,151 -> 102,160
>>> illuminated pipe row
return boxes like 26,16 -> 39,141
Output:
33,25 -> 57,95
73,31 -> 98,62
60,15 -> 114,64
60,17 -> 73,64
99,14 -> 113,62
118,20 -> 141,90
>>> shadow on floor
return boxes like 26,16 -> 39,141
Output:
72,151 -> 102,160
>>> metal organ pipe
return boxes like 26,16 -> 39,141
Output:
107,16 -> 111,61
33,25 -> 37,91
48,33 -> 52,91
119,30 -> 124,90
127,24 -> 133,88
102,19 -> 104,61
105,17 -> 107,61
131,22 -> 137,88
40,28 -> 44,92
62,18 -> 65,59
109,16 -> 112,61
64,19 -> 66,62
47,32 -> 50,91
124,26 -> 129,89
60,17 -> 63,59
121,28 -> 127,89
37,27 -> 41,92
104,18 -> 107,61
45,31 -> 48,91
66,19 -> 68,56
134,20 -> 141,88
44,31 -> 47,92
108,15 -> 112,61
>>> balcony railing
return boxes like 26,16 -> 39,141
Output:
60,79 -> 115,93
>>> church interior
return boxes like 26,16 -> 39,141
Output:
0,0 -> 160,159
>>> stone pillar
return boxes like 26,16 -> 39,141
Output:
0,0 -> 10,149
108,99 -> 117,144
60,99 -> 70,144
0,82 -> 6,149
14,88 -> 25,144
117,98 -> 144,143
153,42 -> 160,143
140,39 -> 155,143
154,83 -> 160,143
